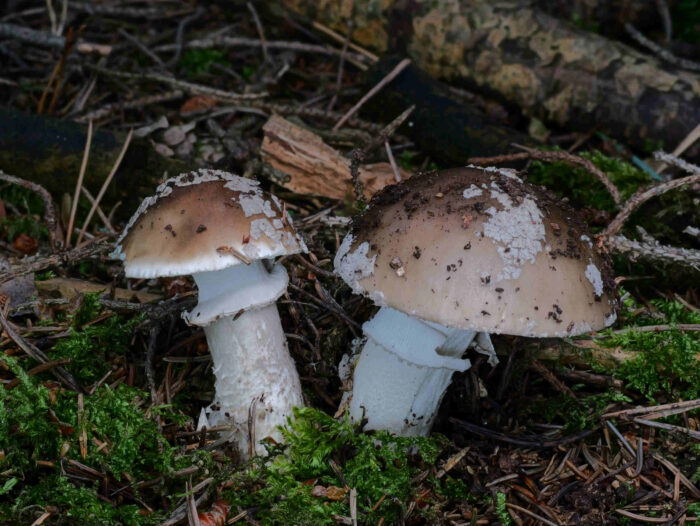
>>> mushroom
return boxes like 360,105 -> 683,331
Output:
334,166 -> 619,436
111,169 -> 307,456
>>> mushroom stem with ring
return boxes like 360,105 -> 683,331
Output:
348,307 -> 494,436
334,166 -> 619,437
187,260 -> 303,455
112,169 -> 308,458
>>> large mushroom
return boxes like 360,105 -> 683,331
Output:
334,166 -> 619,436
112,169 -> 307,456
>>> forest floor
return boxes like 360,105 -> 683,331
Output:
0,2 -> 699,525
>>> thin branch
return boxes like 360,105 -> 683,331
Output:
653,150 -> 700,175
89,66 -> 266,101
0,170 -> 59,252
347,105 -> 415,204
605,172 -> 700,236
333,58 -> 411,130
76,129 -> 133,246
0,303 -> 82,392
247,2 -> 268,62
0,240 -> 112,285
606,234 -> 700,269
67,118 -> 93,248
154,36 -> 369,65
625,23 -> 700,72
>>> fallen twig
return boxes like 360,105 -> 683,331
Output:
0,170 -> 59,252
605,172 -> 700,236
0,301 -> 82,392
333,58 -> 411,130
625,23 -> 700,72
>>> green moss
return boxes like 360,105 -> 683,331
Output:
594,295 -> 700,401
673,0 -> 700,43
223,407 -> 444,525
179,49 -> 230,77
0,352 -> 201,525
50,293 -> 142,384
495,492 -> 512,526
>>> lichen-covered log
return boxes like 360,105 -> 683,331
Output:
363,57 -> 533,165
282,0 -> 700,159
0,109 -> 194,217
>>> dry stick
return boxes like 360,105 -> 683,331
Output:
385,141 -> 402,183
0,21 -> 111,55
634,418 -> 700,440
155,36 -> 369,65
602,235 -> 700,269
89,66 -> 267,101
348,105 -> 415,204
333,58 -> 411,131
66,118 -> 92,248
77,90 -> 183,122
247,2 -> 268,62
311,21 -> 379,62
0,171 -> 59,252
607,399 -> 700,420
653,150 -> 700,175
327,21 -> 353,112
76,128 -> 133,246
468,149 -> 623,206
0,240 -> 111,284
656,123 -> 700,175
505,504 -> 559,526
625,23 -> 700,72
0,304 -> 82,392
604,172 -> 700,236
80,187 -> 115,234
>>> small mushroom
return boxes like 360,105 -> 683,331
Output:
334,166 -> 619,436
111,169 -> 307,456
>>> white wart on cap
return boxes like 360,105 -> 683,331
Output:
335,166 -> 619,337
112,169 -> 306,279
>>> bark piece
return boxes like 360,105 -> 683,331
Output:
282,0 -> 700,159
261,115 -> 409,200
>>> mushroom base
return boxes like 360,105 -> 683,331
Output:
200,303 -> 304,457
348,307 -> 479,436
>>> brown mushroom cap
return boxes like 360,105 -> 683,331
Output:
112,169 -> 306,278
334,166 -> 619,337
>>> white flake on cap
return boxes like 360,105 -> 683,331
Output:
482,184 -> 545,281
462,185 -> 483,199
239,194 -> 276,218
334,234 -> 377,295
580,234 -> 593,248
585,261 -> 604,297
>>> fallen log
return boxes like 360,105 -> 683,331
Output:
0,108 -> 194,217
363,57 -> 534,165
282,0 -> 700,160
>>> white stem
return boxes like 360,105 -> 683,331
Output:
186,262 -> 303,457
348,307 -> 477,436
202,303 -> 303,457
